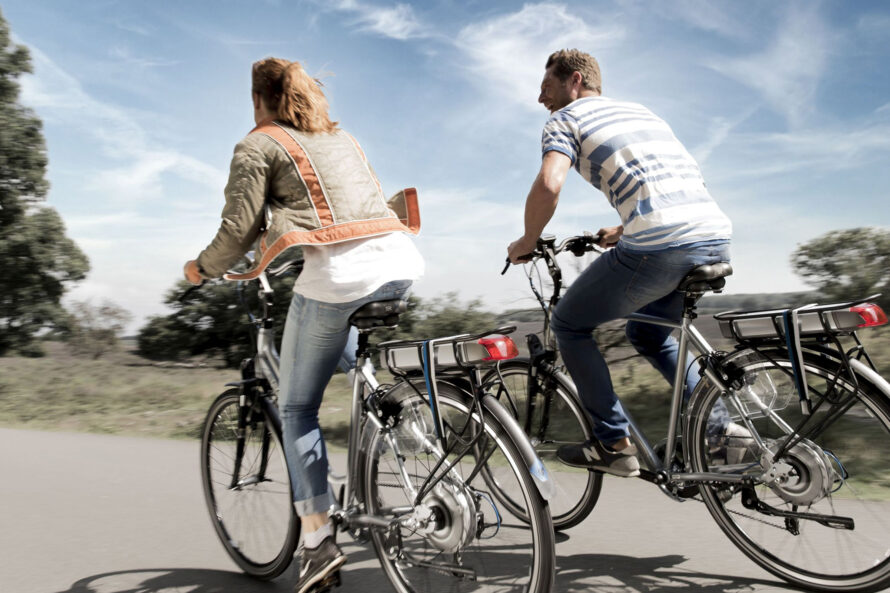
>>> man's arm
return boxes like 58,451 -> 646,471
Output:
507,150 -> 572,263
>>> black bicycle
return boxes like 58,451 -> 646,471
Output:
500,233 -> 890,592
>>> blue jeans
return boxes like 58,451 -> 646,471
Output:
278,279 -> 412,515
551,242 -> 731,445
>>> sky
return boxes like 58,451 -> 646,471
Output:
3,0 -> 890,331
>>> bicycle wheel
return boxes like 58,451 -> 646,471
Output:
360,381 -> 555,593
200,388 -> 297,579
688,348 -> 890,592
482,359 -> 601,530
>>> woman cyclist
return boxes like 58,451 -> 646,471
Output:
183,57 -> 423,593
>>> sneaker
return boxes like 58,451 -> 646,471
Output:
295,536 -> 346,593
557,440 -> 640,477
710,422 -> 756,465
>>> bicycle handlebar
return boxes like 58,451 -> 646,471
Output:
500,232 -> 603,275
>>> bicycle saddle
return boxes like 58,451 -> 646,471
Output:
678,262 -> 733,293
349,299 -> 408,330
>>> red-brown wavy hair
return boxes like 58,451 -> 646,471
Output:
251,58 -> 338,133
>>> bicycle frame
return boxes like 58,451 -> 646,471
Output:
619,311 -> 740,485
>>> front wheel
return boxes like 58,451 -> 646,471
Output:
688,349 -> 890,592
483,359 -> 602,530
360,381 -> 555,593
200,389 -> 297,579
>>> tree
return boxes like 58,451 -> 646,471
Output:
138,281 -> 500,368
65,300 -> 132,359
411,292 -> 497,338
0,9 -> 89,355
791,228 -> 890,310
138,275 -> 297,367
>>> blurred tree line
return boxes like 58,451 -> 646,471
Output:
136,226 -> 890,368
137,276 -> 497,368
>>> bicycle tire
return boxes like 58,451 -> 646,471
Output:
482,359 -> 602,530
359,380 -> 555,593
200,388 -> 298,579
687,348 -> 890,592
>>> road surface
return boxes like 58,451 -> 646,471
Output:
2,427 -> 819,592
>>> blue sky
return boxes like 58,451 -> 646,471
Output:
4,0 -> 890,330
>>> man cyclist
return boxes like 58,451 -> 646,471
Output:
507,49 -> 739,477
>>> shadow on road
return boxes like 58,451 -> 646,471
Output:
557,551 -> 788,592
52,546 -> 387,593
54,550 -> 789,593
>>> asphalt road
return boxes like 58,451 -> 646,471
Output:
2,427 -> 822,593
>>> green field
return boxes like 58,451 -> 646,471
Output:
1,326 -> 888,450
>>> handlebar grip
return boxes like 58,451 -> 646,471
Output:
178,281 -> 205,302
501,254 -> 535,275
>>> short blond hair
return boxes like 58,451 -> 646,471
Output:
545,49 -> 601,94
252,58 -> 338,133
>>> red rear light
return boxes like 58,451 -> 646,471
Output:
851,304 -> 888,328
478,335 -> 519,361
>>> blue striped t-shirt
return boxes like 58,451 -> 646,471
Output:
541,96 -> 731,250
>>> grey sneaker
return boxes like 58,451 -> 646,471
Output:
295,536 -> 346,593
557,440 -> 640,477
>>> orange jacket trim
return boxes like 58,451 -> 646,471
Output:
250,122 -> 335,227
224,216 -> 417,281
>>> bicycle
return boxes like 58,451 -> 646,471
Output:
500,233 -> 890,592
198,258 -> 556,593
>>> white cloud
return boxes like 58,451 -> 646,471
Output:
708,4 -> 833,128
329,0 -> 428,40
455,3 -> 625,113
710,119 -> 890,182
656,0 -> 752,42
19,44 -> 225,196
108,46 -> 179,69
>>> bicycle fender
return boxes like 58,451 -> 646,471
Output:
849,358 -> 890,399
481,394 -> 556,501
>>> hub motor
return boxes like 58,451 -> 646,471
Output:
415,480 -> 477,554
763,439 -> 838,506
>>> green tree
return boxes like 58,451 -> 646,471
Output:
65,300 -> 132,359
138,275 -> 297,367
791,228 -> 890,310
411,292 -> 497,338
0,9 -> 89,355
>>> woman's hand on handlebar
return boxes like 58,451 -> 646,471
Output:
596,225 -> 623,248
183,259 -> 204,286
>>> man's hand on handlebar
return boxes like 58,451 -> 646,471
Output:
596,225 -> 623,248
507,236 -> 538,265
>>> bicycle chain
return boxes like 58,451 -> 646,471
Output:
685,488 -> 786,530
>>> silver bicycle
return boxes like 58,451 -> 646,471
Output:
198,258 -> 556,593
499,233 -> 890,592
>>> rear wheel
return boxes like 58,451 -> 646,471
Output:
688,349 -> 890,592
483,360 -> 601,529
361,381 -> 555,593
200,389 -> 297,579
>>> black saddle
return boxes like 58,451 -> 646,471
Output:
349,299 -> 408,330
678,262 -> 733,294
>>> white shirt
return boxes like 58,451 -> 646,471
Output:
293,232 -> 424,302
